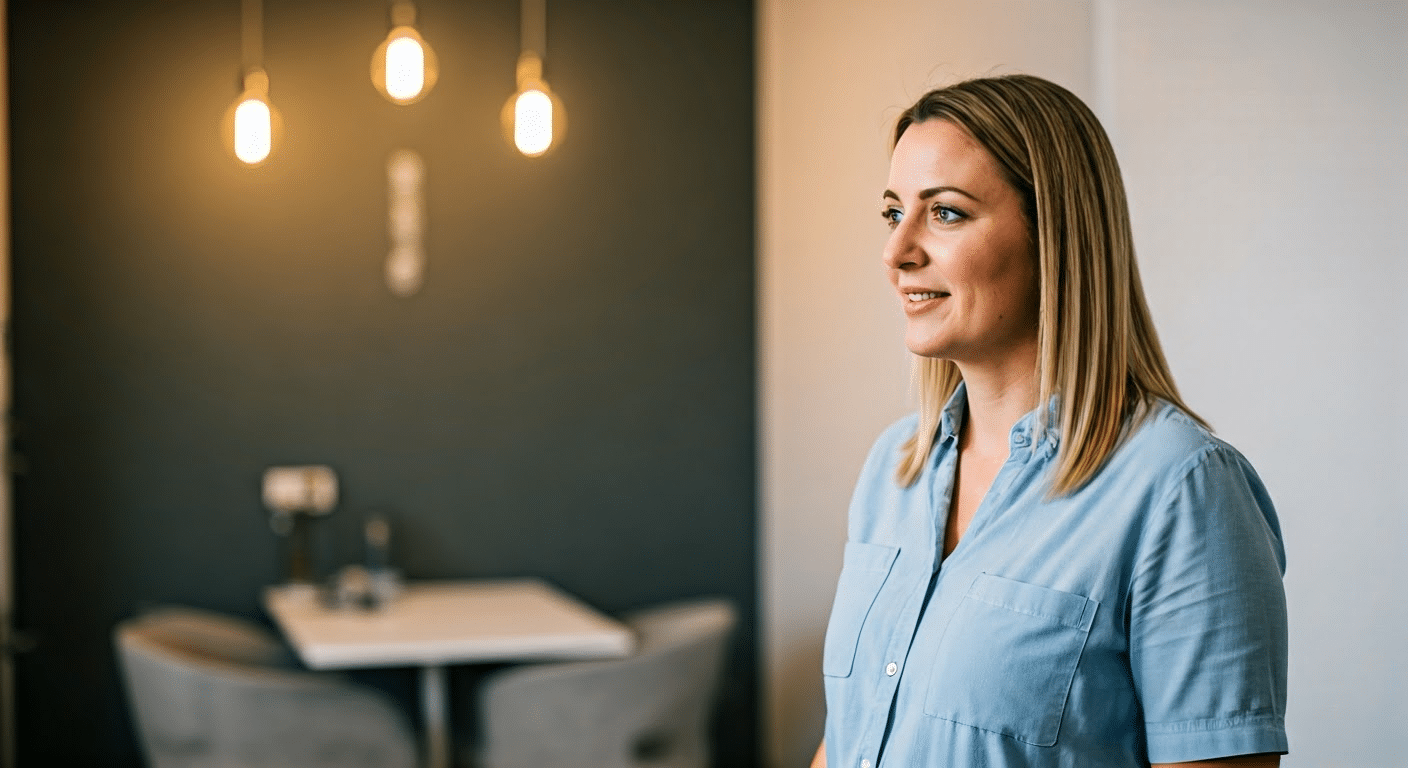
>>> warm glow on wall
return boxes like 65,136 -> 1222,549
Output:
372,2 -> 437,105
385,149 -> 427,297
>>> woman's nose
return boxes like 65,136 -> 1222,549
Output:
882,220 -> 926,270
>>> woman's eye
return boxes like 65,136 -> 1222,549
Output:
881,207 -> 904,229
933,204 -> 965,224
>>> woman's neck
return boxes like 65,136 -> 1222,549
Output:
955,356 -> 1040,459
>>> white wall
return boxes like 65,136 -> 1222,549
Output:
1105,3 -> 1408,766
759,2 -> 1407,766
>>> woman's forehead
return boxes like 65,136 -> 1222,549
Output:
887,120 -> 1010,201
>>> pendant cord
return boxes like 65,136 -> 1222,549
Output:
241,0 -> 263,75
521,0 -> 545,60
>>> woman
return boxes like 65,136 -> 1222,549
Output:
814,75 -> 1288,768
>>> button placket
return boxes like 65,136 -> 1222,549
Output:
859,544 -> 931,768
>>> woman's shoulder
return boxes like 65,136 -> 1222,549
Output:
1114,399 -> 1285,571
874,413 -> 921,449
1114,398 -> 1259,487
850,413 -> 922,486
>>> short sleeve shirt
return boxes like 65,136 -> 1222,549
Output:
822,385 -> 1288,767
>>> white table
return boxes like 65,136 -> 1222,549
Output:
264,578 -> 635,768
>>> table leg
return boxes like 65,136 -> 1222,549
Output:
420,664 -> 449,768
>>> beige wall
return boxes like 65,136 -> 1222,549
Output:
758,3 -> 1092,766
759,2 -> 1407,766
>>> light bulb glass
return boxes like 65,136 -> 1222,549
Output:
514,88 -> 553,156
384,35 -> 425,101
233,97 -> 272,164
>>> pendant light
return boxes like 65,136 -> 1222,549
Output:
502,0 -> 565,157
372,1 -> 438,105
224,0 -> 280,165
231,70 -> 273,164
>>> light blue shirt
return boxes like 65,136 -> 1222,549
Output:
822,385 -> 1288,767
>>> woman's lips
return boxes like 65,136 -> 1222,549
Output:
901,290 -> 949,314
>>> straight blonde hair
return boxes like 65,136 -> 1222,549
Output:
892,75 -> 1204,495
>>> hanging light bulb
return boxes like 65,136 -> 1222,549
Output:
385,36 -> 425,100
514,89 -> 553,156
232,69 -> 273,165
372,1 -> 438,105
223,0 -> 279,166
509,54 -> 555,156
503,0 -> 565,157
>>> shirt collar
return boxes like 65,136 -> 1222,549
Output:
938,382 -> 967,445
938,381 -> 1061,453
1010,394 -> 1061,454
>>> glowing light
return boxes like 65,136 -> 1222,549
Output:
229,69 -> 274,165
233,98 -> 271,164
504,0 -> 562,157
372,3 -> 436,106
384,34 -> 426,101
514,89 -> 553,156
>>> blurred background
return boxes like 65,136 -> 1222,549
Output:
6,0 -> 756,765
4,0 -> 1405,767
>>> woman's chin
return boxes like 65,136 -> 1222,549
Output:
905,337 -> 954,360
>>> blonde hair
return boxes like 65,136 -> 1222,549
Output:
892,74 -> 1204,495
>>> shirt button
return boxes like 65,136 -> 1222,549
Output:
861,761 -> 871,768
885,662 -> 898,676
1014,433 -> 1027,445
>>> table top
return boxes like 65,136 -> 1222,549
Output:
263,578 -> 636,670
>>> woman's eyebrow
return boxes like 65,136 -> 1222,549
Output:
882,185 -> 983,203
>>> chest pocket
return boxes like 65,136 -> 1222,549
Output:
822,541 -> 899,678
924,573 -> 1097,746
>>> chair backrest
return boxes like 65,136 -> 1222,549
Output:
477,597 -> 737,768
121,605 -> 294,667
114,605 -> 416,768
116,607 -> 288,758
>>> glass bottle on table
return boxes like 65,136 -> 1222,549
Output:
363,511 -> 403,608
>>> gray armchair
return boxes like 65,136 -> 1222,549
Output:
475,597 -> 737,768
114,605 -> 416,768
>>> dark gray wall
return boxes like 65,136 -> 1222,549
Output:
7,0 -> 756,764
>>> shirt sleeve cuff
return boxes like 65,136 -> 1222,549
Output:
1145,714 -> 1288,764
